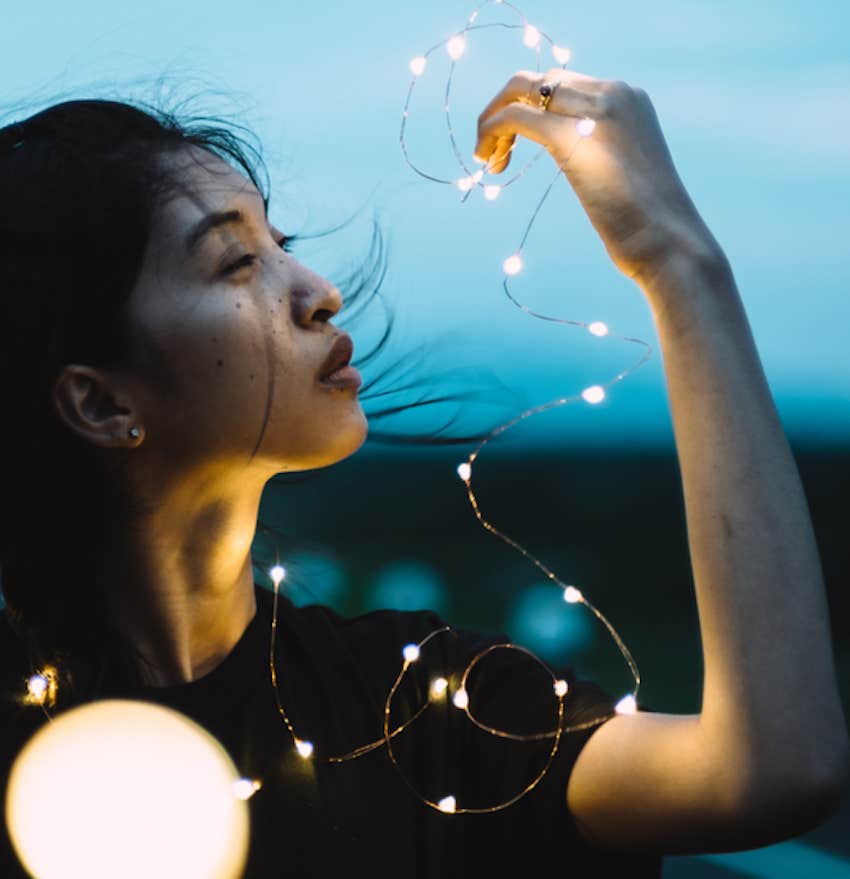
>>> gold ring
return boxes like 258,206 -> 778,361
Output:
538,81 -> 557,112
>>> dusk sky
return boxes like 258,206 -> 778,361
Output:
2,0 -> 848,447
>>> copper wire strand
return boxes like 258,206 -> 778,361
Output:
401,5 -> 564,193
378,0 -> 651,808
328,625 -> 455,762
246,0 -> 654,814
380,629 -> 570,814
271,578 -> 442,760
459,642 -> 606,741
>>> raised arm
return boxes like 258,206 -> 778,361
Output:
475,70 -> 850,853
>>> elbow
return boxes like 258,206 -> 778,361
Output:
731,745 -> 850,846
793,739 -> 850,816
796,758 -> 850,833
807,730 -> 850,805
781,726 -> 850,803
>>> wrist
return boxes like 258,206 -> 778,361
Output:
636,231 -> 733,314
636,221 -> 729,290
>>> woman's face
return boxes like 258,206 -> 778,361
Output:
120,146 -> 368,477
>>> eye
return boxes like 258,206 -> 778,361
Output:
222,254 -> 257,275
222,235 -> 298,276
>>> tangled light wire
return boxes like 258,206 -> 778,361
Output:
24,0 -> 658,820
267,0 -> 657,815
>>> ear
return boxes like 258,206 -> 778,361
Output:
52,364 -> 142,448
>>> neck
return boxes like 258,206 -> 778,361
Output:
100,463 -> 267,687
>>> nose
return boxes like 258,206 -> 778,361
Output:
291,269 -> 343,327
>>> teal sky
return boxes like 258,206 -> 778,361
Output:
2,0 -> 848,447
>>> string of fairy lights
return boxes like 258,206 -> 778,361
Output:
22,0 -> 657,821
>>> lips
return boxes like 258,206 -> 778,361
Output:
319,333 -> 354,381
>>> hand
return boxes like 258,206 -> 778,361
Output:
474,69 -> 724,285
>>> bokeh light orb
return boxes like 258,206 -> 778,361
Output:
6,700 -> 249,879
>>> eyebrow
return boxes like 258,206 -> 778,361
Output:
185,199 -> 270,255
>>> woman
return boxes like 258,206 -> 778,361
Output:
0,68 -> 847,877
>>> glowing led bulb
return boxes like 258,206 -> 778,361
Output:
294,738 -> 314,758
576,118 -> 596,137
452,688 -> 469,710
615,695 -> 638,715
563,586 -> 583,604
270,565 -> 286,586
502,254 -> 523,276
232,778 -> 262,801
523,24 -> 541,48
581,385 -> 605,405
552,45 -> 572,65
26,675 -> 48,703
471,168 -> 484,183
446,35 -> 466,60
554,680 -> 568,698
430,677 -> 449,700
588,321 -> 609,337
409,56 -> 427,77
402,643 -> 420,663
437,795 -> 457,813
456,176 -> 474,192
457,462 -> 471,481
483,185 -> 501,200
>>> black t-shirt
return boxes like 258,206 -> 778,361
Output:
1,586 -> 664,877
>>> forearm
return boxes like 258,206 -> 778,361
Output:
638,246 -> 850,797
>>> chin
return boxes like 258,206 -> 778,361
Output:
332,408 -> 369,462
308,407 -> 370,470
269,405 -> 369,473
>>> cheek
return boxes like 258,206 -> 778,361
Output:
152,301 -> 270,413
208,302 -> 306,421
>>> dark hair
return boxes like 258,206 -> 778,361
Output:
0,95 -> 511,702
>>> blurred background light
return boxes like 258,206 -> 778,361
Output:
506,581 -> 595,664
365,559 -> 449,614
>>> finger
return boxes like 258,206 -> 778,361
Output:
545,83 -> 599,120
476,84 -> 600,168
484,135 -> 516,173
476,68 -> 601,140
475,103 -> 561,172
476,70 -> 540,134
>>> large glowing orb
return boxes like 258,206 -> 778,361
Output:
6,699 -> 249,879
